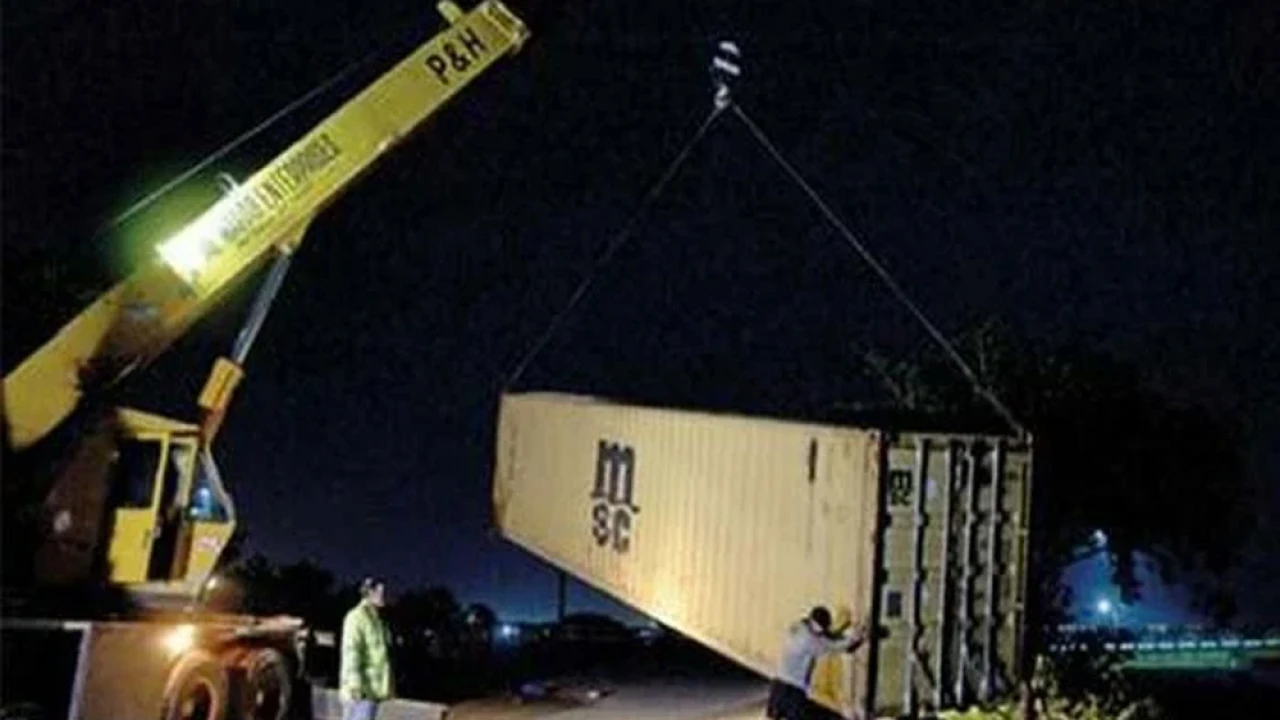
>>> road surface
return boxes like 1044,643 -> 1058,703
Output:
447,676 -> 770,720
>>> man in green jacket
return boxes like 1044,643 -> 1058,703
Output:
340,577 -> 395,720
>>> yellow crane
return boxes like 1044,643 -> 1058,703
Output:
1,3 -> 528,719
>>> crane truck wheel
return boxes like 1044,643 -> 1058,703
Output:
238,647 -> 293,720
160,650 -> 230,720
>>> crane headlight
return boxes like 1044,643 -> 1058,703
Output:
162,624 -> 197,657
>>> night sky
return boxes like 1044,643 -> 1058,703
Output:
4,1 -> 1277,626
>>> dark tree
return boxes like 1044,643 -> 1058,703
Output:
465,602 -> 498,643
388,586 -> 464,652
866,320 -> 1256,631
217,553 -> 347,627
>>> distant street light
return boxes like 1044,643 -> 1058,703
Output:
1096,598 -> 1121,628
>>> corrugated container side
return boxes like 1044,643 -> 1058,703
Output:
493,393 -> 1032,719
492,394 -> 881,698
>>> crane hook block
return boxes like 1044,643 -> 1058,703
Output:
710,40 -> 743,109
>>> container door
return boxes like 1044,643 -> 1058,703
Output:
869,434 -> 1032,718
804,432 -> 882,719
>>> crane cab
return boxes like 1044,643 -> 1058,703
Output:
31,406 -> 236,606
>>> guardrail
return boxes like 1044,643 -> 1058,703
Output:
1047,635 -> 1280,672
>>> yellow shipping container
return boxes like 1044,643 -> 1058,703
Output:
492,392 -> 1033,719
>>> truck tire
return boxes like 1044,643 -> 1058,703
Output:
161,650 -> 229,720
240,648 -> 293,720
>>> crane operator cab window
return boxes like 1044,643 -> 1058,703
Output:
110,439 -> 163,510
107,438 -> 230,521
188,452 -> 230,523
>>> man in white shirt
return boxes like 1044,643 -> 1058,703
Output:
766,606 -> 868,720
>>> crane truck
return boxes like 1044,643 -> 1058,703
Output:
1,3 -> 529,719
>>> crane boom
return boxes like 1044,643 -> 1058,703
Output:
3,0 -> 528,452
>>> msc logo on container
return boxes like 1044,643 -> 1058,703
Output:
591,439 -> 639,554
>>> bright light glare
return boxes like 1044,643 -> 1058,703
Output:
205,575 -> 220,591
156,179 -> 243,280
163,624 -> 196,657
1096,599 -> 1114,616
499,623 -> 517,638
1092,529 -> 1108,547
157,211 -> 225,279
